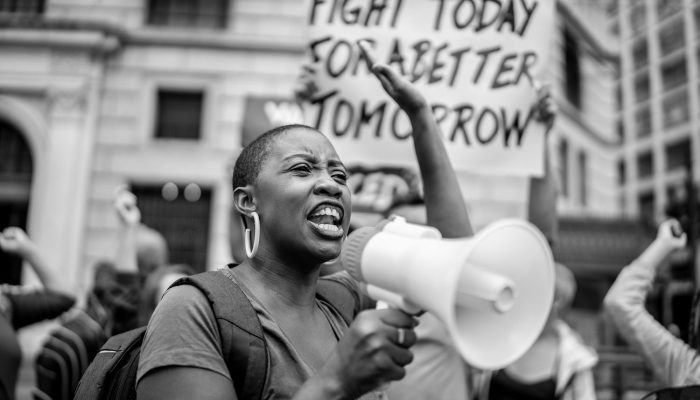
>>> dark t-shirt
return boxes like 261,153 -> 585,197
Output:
137,271 -> 384,399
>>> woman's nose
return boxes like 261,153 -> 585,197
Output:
314,174 -> 342,197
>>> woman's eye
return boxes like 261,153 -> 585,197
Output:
333,172 -> 348,184
291,164 -> 311,174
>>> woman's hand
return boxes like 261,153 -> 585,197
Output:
357,40 -> 428,114
319,308 -> 417,398
656,219 -> 687,252
114,188 -> 141,227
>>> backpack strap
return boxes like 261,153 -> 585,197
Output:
172,268 -> 267,400
316,278 -> 359,326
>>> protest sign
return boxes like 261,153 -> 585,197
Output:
303,0 -> 554,176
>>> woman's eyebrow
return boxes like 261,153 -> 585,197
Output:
282,153 -> 318,163
328,159 -> 347,170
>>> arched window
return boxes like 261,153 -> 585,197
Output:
0,120 -> 33,284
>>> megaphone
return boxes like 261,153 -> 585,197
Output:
341,218 -> 555,370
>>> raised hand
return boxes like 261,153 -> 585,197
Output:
656,219 -> 687,250
531,80 -> 556,132
293,64 -> 319,102
0,226 -> 35,257
357,40 -> 427,114
114,188 -> 141,227
318,308 -> 417,398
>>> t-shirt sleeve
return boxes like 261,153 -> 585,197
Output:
320,271 -> 375,312
136,285 -> 231,384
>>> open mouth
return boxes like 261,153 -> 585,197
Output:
308,204 -> 344,235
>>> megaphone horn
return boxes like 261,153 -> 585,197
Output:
341,218 -> 555,370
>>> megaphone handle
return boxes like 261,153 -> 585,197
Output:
366,285 -> 422,315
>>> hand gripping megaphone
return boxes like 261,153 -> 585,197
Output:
341,218 -> 555,370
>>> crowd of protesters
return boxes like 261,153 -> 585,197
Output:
0,42 -> 699,400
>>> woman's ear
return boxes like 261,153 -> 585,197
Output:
233,187 -> 256,216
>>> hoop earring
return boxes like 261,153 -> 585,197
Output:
244,211 -> 260,258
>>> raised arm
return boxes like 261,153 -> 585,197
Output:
603,219 -> 700,385
0,227 -> 64,292
358,40 -> 471,239
527,82 -> 558,243
114,188 -> 141,275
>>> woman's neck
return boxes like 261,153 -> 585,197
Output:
237,253 -> 322,310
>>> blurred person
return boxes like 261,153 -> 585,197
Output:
135,42 -> 469,400
603,219 -> 700,387
467,82 -> 599,400
32,190 -> 191,400
0,227 -> 74,400
474,263 -> 598,400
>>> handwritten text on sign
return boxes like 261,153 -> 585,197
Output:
303,0 -> 554,176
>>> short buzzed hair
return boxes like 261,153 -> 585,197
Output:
231,124 -> 321,190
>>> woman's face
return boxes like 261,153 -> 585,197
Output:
253,128 -> 351,263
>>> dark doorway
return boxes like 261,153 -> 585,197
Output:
0,120 -> 33,284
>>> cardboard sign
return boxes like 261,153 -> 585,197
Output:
303,0 -> 554,176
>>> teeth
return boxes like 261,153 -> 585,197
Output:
317,223 -> 340,232
311,206 -> 342,221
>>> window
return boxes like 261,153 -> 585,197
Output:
630,4 -> 646,36
661,57 -> 687,92
634,73 -> 650,103
662,89 -> 690,128
665,138 -> 691,171
638,191 -> 655,223
618,159 -> 626,185
635,105 -> 652,137
0,0 -> 44,13
632,39 -> 648,70
559,139 -> 569,198
637,151 -> 654,178
147,0 -> 228,29
154,90 -> 203,140
617,119 -> 624,141
659,21 -> 685,56
658,0 -> 683,22
563,30 -> 582,109
131,183 -> 212,272
578,151 -> 588,207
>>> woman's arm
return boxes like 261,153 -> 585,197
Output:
603,219 -> 700,386
527,83 -> 558,244
358,40 -> 471,239
114,188 -> 141,275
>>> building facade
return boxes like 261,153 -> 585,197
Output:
0,0 -> 621,297
612,0 -> 700,223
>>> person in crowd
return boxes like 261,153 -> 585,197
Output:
112,187 -> 193,329
135,41 -> 469,400
473,263 -> 598,400
0,227 -> 74,400
467,80 -> 598,400
603,219 -> 700,387
32,189 -> 191,400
